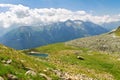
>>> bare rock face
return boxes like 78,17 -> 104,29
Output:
0,76 -> 4,80
25,70 -> 36,76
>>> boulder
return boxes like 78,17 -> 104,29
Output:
0,76 -> 4,80
39,73 -> 52,80
7,74 -> 18,80
25,70 -> 36,76
1,59 -> 12,64
6,59 -> 12,64
77,56 -> 84,60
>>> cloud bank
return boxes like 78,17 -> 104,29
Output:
0,4 -> 120,28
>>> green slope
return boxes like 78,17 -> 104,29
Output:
26,43 -> 120,80
0,44 -> 58,80
115,26 -> 120,36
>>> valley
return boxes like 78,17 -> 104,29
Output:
0,27 -> 120,80
0,1 -> 120,80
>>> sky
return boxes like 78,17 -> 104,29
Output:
0,0 -> 120,28
0,0 -> 120,15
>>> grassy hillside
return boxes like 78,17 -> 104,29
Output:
0,44 -> 59,80
115,26 -> 120,36
26,43 -> 120,80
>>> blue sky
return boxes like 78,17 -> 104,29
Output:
0,0 -> 120,15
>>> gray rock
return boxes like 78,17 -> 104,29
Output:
1,59 -> 12,64
25,70 -> 36,76
6,59 -> 12,64
39,73 -> 52,80
7,74 -> 18,80
0,76 -> 4,80
77,56 -> 84,60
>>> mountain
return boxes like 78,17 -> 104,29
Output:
102,21 -> 120,31
66,26 -> 120,53
0,27 -> 9,37
0,20 -> 108,49
0,26 -> 18,37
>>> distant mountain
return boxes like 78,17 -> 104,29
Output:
0,20 -> 108,49
0,27 -> 9,37
66,26 -> 120,52
102,21 -> 120,31
0,26 -> 18,37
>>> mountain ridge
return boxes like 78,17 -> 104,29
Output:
0,20 -> 108,49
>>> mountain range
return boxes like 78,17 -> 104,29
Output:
0,20 -> 108,49
102,21 -> 120,30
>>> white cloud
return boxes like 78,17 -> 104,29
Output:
0,4 -> 120,28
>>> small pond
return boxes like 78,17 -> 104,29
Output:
28,52 -> 48,57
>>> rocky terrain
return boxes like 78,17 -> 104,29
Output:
66,27 -> 120,53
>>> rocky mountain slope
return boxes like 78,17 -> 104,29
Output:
0,20 -> 108,49
66,27 -> 120,53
